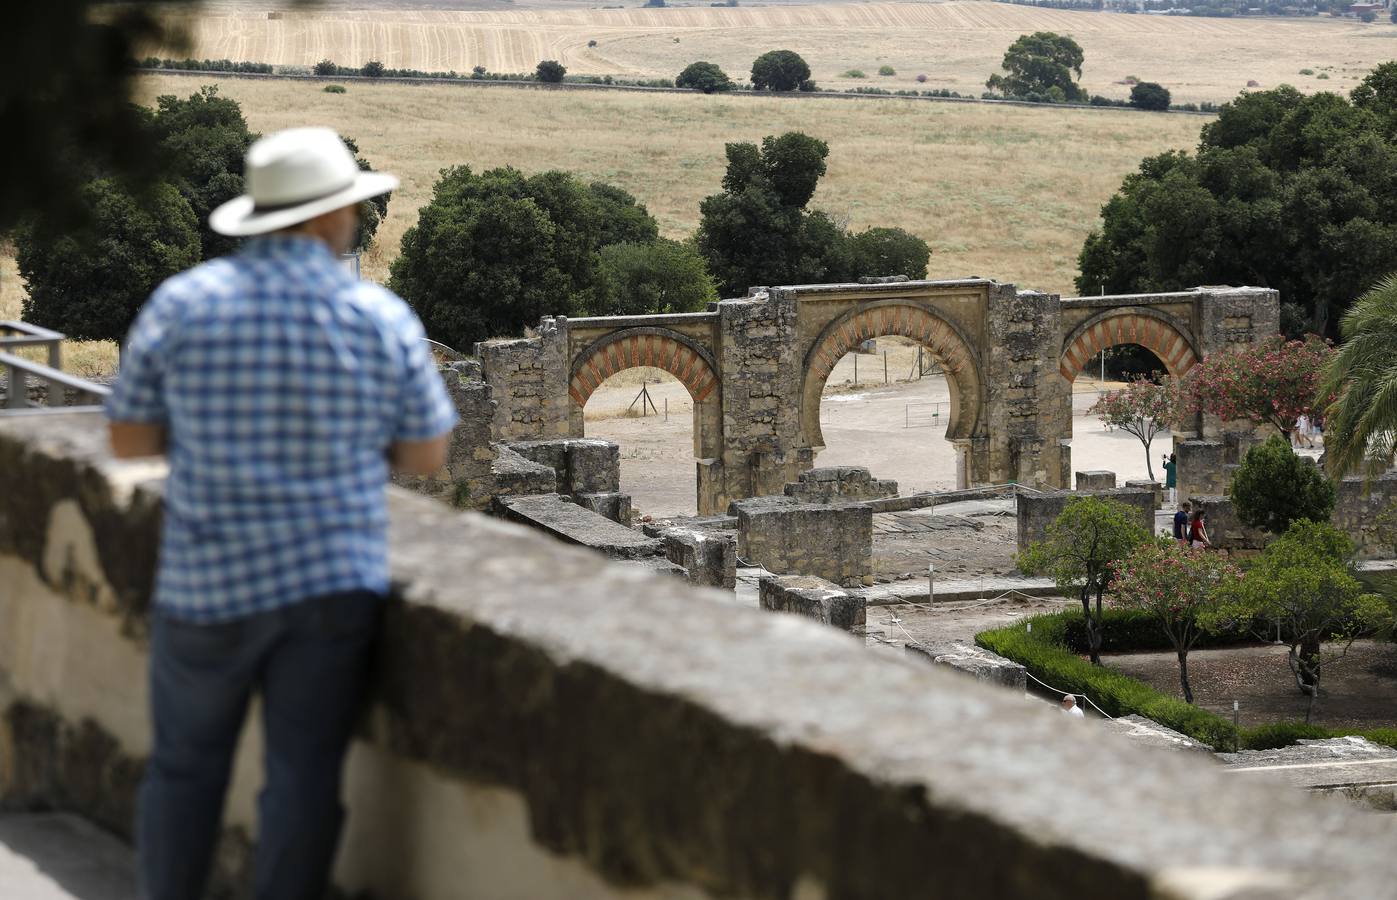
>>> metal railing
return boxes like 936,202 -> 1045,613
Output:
0,321 -> 110,414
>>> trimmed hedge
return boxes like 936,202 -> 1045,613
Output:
1239,721 -> 1397,751
977,620 -> 1240,750
1037,608 -> 1256,653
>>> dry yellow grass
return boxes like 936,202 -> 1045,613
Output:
3,71 -> 1202,377
159,1 -> 1396,104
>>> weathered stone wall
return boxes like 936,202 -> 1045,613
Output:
661,526 -> 737,590
1017,488 -> 1158,551
1333,473 -> 1397,560
783,466 -> 897,503
476,317 -> 572,442
6,413 -> 1397,899
985,287 -> 1072,489
758,574 -> 865,631
905,641 -> 1027,692
503,437 -> 629,522
1176,440 -> 1227,501
391,361 -> 498,511
731,496 -> 873,587
1075,470 -> 1116,492
493,493 -> 658,560
1187,495 -> 1269,551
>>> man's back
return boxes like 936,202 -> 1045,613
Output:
106,235 -> 456,622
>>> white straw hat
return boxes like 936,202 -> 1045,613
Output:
209,127 -> 399,237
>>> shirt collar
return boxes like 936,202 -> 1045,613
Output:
240,234 -> 340,262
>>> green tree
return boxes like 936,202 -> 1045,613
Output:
313,59 -> 337,76
1078,66 -> 1397,338
536,60 -> 567,83
591,239 -> 718,316
1183,336 -> 1334,439
1018,496 -> 1149,665
985,32 -> 1086,102
696,132 -> 852,295
148,86 -> 256,260
847,227 -> 930,280
1229,435 -> 1336,535
676,61 -> 733,93
1130,81 -> 1171,111
1319,274 -> 1397,478
1088,377 -> 1180,481
750,50 -> 810,92
1208,521 -> 1387,721
389,166 -> 660,351
1113,538 -> 1242,703
588,182 -> 660,247
18,178 -> 201,344
362,60 -> 385,78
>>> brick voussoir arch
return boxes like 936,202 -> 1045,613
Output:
569,327 -> 720,408
1058,308 -> 1200,382
802,301 -> 983,444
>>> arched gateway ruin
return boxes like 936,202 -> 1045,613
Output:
476,279 -> 1278,515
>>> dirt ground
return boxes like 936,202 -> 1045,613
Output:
584,346 -> 1170,518
1106,641 -> 1397,732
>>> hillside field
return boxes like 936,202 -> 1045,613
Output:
159,1 -> 1397,104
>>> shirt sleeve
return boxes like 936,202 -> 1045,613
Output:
104,286 -> 179,424
393,313 -> 458,442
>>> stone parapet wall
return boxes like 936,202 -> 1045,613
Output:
493,493 -> 659,560
4,414 -> 1397,898
1017,488 -> 1157,551
1332,473 -> 1397,560
783,466 -> 897,503
731,496 -> 873,587
905,641 -> 1027,691
476,317 -> 572,442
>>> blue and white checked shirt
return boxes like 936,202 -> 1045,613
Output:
106,236 -> 457,622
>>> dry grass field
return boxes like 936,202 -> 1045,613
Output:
161,1 -> 1397,104
2,72 -> 1202,375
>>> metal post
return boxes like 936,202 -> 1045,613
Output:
664,397 -> 668,422
1232,700 -> 1239,729
853,354 -> 858,384
928,563 -> 934,604
884,351 -> 889,384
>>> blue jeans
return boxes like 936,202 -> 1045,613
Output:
137,590 -> 382,900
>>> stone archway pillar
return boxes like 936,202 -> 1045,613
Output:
983,287 -> 1072,489
953,440 -> 971,490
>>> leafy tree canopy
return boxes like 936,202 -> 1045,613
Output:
389,166 -> 662,352
1183,336 -> 1333,437
1130,81 -> 1171,112
1229,434 -> 1336,535
536,60 -> 567,83
1078,65 -> 1397,337
18,178 -> 201,343
985,31 -> 1087,102
1319,274 -> 1397,477
847,227 -> 931,280
750,50 -> 811,92
590,239 -> 718,316
677,61 -> 734,94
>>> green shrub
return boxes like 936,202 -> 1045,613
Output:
976,622 -> 1239,750
323,84 -> 347,94
1299,68 -> 1314,75
1318,73 -> 1330,80
878,65 -> 896,76
536,59 -> 567,83
842,69 -> 867,79
362,60 -> 385,78
1239,721 -> 1332,750
1051,608 -> 1255,653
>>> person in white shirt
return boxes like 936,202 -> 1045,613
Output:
1060,694 -> 1085,718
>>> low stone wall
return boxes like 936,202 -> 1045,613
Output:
5,413 -> 1397,899
390,361 -> 498,510
1074,470 -> 1116,492
1124,480 -> 1162,510
489,445 -> 557,499
1187,495 -> 1269,551
1176,440 -> 1227,502
731,497 -> 873,587
1016,488 -> 1157,551
505,438 -> 621,496
783,466 -> 897,503
904,641 -> 1026,691
1334,472 -> 1397,560
493,494 -> 660,560
758,574 -> 865,631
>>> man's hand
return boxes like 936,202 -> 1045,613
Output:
109,422 -> 168,458
390,435 -> 448,476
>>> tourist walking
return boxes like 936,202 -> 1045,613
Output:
1060,694 -> 1085,718
1294,414 -> 1314,449
1162,452 -> 1178,504
1173,500 -> 1191,548
105,128 -> 458,900
1189,508 -> 1211,550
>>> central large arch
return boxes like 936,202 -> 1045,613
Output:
800,301 -> 984,452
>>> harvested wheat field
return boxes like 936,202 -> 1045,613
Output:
132,72 -> 1204,294
164,1 -> 1396,104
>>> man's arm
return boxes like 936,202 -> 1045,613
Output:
109,422 -> 168,458
390,434 -> 448,476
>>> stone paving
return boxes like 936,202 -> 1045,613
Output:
0,815 -> 136,900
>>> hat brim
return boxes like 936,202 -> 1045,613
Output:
208,171 -> 400,237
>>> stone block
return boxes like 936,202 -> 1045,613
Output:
1124,479 -> 1163,509
1075,470 -> 1116,492
662,527 -> 737,590
904,641 -> 1026,692
1334,472 -> 1397,560
505,439 -> 622,496
1017,488 -> 1155,551
758,574 -> 865,631
489,446 -> 557,498
783,467 -> 897,503
575,491 -> 631,525
1177,439 -> 1227,501
494,494 -> 661,560
732,497 -> 873,588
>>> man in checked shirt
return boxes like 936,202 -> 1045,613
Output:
105,128 -> 458,900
